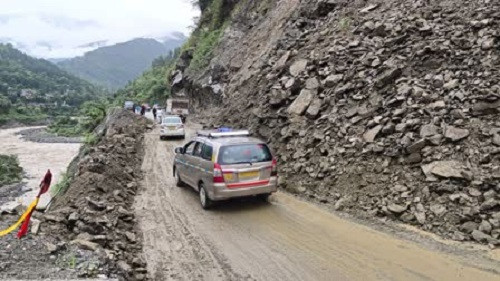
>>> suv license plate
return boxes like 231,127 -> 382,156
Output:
223,173 -> 234,181
239,171 -> 259,178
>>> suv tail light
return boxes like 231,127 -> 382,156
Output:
214,163 -> 225,183
271,158 -> 278,176
177,124 -> 184,129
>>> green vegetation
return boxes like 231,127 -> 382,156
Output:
83,133 -> 99,146
339,17 -> 352,32
58,37 -> 186,89
115,0 -> 241,104
0,106 -> 48,126
48,98 -> 110,137
114,49 -> 180,105
79,100 -> 109,132
189,28 -> 225,70
184,0 -> 234,70
50,172 -> 71,196
0,43 -> 105,126
0,155 -> 23,186
48,116 -> 80,136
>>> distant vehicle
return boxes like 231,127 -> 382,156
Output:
173,129 -> 278,209
166,98 -> 189,117
160,115 -> 185,140
124,101 -> 134,110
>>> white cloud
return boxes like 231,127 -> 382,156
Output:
0,0 -> 199,58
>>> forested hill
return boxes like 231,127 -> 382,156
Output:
0,43 -> 98,103
0,43 -> 102,125
58,36 -> 186,89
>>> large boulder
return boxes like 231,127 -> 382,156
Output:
363,125 -> 382,143
444,126 -> 470,142
421,161 -> 466,181
374,68 -> 402,88
306,98 -> 322,118
287,89 -> 314,115
289,59 -> 308,77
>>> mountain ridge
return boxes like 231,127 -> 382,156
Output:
57,35 -> 186,89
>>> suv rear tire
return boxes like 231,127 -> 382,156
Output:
258,193 -> 271,202
199,183 -> 213,209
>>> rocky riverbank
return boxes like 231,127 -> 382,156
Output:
17,127 -> 82,144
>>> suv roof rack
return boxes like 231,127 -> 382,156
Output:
197,129 -> 250,138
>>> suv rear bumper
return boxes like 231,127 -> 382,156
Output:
211,177 -> 278,201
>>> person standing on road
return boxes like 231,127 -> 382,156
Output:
140,105 -> 146,116
153,107 -> 157,122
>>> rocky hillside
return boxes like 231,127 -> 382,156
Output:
171,0 -> 500,246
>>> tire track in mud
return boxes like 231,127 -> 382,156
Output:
136,127 -> 245,281
135,124 -> 500,281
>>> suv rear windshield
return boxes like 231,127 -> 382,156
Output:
218,144 -> 272,165
163,117 -> 182,124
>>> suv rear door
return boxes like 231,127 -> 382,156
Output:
187,142 -> 204,188
217,143 -> 274,188
178,141 -> 196,186
198,143 -> 214,190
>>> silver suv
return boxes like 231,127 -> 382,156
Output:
173,130 -> 278,209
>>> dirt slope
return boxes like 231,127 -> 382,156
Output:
135,124 -> 500,281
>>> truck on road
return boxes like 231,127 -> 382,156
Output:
166,98 -> 189,120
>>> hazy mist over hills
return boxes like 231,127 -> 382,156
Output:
0,0 -> 198,58
56,34 -> 187,89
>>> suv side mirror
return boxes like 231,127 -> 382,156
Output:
174,147 -> 184,154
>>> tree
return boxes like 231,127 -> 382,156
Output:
0,95 -> 11,114
191,0 -> 212,11
80,100 -> 109,131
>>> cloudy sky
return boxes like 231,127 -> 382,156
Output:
0,0 -> 199,58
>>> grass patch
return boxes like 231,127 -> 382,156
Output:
83,133 -> 99,146
339,17 -> 352,32
50,172 -> 71,196
189,27 -> 225,70
48,116 -> 82,137
0,155 -> 23,186
0,109 -> 48,126
182,0 -> 235,71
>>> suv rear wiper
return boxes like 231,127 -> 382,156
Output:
232,161 -> 253,166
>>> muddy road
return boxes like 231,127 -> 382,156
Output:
135,125 -> 500,281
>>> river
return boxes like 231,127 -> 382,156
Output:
0,126 -> 80,210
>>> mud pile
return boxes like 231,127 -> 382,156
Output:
40,109 -> 151,280
175,0 -> 500,246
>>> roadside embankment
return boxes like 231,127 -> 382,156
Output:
0,109 -> 151,280
44,109 -> 152,280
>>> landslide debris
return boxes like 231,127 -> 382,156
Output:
40,109 -> 151,280
173,0 -> 500,246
